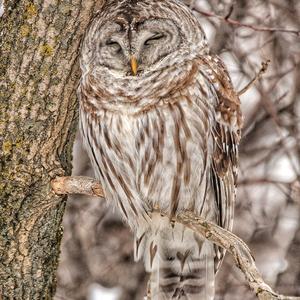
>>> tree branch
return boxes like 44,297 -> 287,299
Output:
238,60 -> 271,96
176,212 -> 299,300
51,176 -> 300,300
193,8 -> 300,36
51,176 -> 105,198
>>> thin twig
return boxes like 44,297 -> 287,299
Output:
238,178 -> 291,186
51,176 -> 300,300
193,8 -> 300,36
224,3 -> 235,20
238,60 -> 271,96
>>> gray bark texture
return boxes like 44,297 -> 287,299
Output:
0,1 -> 102,299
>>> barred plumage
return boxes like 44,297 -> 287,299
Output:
79,1 -> 242,299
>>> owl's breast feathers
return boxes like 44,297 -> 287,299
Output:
79,55 -> 242,230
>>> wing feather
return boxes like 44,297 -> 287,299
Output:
200,54 -> 243,271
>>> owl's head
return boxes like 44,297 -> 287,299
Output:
81,0 -> 208,77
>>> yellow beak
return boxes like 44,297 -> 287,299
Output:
130,56 -> 138,76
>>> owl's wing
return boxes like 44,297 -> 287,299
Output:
200,55 -> 243,272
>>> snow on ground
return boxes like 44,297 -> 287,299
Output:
88,283 -> 121,300
0,0 -> 4,17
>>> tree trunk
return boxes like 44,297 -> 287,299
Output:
0,1 -> 101,298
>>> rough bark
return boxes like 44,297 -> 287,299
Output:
0,1 -> 101,299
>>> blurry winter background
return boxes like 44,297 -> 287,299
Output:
54,0 -> 300,299
0,1 -> 4,18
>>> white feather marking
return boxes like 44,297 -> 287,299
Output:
0,0 -> 4,17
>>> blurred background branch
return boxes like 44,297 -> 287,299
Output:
193,7 -> 300,36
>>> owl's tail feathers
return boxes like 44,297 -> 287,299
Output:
149,240 -> 215,300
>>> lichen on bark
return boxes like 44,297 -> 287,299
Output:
0,0 -> 101,299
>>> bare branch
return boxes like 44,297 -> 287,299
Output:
176,212 -> 300,300
238,60 -> 271,96
51,176 -> 105,198
51,176 -> 300,300
224,3 -> 235,20
193,8 -> 300,36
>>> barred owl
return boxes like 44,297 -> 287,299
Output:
79,0 -> 242,299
